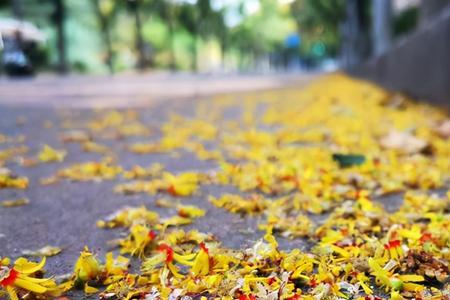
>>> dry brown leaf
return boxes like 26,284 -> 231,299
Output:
435,120 -> 450,139
18,157 -> 39,167
0,167 -> 11,176
60,130 -> 91,143
40,176 -> 59,185
22,245 -> 62,257
380,130 -> 428,154
154,198 -> 174,208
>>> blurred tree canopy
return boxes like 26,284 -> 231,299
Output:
291,0 -> 345,58
0,0 -> 302,73
0,0 -> 422,73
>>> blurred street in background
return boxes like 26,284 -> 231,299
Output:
1,0 -> 448,105
0,72 -> 316,107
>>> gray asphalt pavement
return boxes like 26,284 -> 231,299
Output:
0,73 -> 317,277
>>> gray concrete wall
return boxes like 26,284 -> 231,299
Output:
349,5 -> 450,109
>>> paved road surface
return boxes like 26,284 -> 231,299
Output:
0,72 -> 317,286
1,72 -> 436,299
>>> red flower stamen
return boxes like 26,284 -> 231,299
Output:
239,295 -> 256,300
280,175 -> 294,181
384,240 -> 401,250
340,228 -> 349,235
419,233 -> 432,244
373,158 -> 381,167
178,209 -> 188,218
0,268 -> 18,287
199,242 -> 209,254
148,230 -> 157,240
309,278 -> 318,287
158,244 -> 174,263
267,277 -> 276,285
167,184 -> 177,196
256,177 -> 264,188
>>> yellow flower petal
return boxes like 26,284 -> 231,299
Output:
14,277 -> 47,293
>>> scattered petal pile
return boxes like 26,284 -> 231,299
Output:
0,74 -> 449,299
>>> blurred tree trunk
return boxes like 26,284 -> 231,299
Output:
192,18 -> 203,72
341,0 -> 359,66
192,34 -> 198,72
167,8 -> 177,71
11,0 -> 23,19
53,0 -> 68,73
132,0 -> 148,70
218,26 -> 228,71
371,0 -> 392,56
219,40 -> 226,71
93,0 -> 115,74
340,0 -> 370,67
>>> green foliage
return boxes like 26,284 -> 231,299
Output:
142,16 -> 169,51
393,6 -> 419,37
0,0 -> 344,72
291,0 -> 345,57
231,0 -> 295,54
